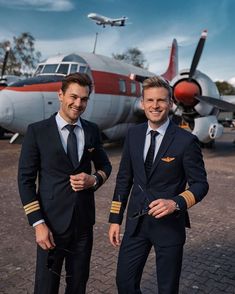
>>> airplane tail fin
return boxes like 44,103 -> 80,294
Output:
161,39 -> 178,81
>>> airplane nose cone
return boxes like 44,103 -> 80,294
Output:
0,91 -> 14,127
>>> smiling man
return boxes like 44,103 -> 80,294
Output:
18,73 -> 112,294
108,76 -> 208,294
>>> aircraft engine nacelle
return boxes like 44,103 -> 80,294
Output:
192,115 -> 223,143
171,69 -> 220,117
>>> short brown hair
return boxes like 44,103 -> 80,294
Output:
142,76 -> 172,99
61,73 -> 93,95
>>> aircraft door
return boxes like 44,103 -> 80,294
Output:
42,92 -> 60,119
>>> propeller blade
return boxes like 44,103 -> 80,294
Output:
195,95 -> 235,112
1,46 -> 10,79
188,30 -> 207,80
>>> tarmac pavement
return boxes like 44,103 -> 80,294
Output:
0,130 -> 235,293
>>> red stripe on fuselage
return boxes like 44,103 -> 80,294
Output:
5,71 -> 141,97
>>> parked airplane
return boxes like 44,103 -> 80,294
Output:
132,30 -> 235,145
0,38 -> 177,143
0,46 -> 21,137
88,13 -> 128,27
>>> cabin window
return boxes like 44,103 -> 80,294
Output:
70,64 -> 78,73
57,64 -> 69,75
119,79 -> 126,93
79,66 -> 87,73
131,82 -> 136,94
42,64 -> 58,74
34,65 -> 43,75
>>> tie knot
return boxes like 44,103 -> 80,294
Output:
65,124 -> 76,133
150,130 -> 158,138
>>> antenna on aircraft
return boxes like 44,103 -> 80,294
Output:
93,32 -> 98,54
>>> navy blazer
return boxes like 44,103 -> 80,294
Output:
18,114 -> 112,234
109,121 -> 208,246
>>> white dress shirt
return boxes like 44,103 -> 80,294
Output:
143,118 -> 170,161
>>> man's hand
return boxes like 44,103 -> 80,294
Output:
148,199 -> 176,218
35,223 -> 55,250
70,172 -> 96,191
109,224 -> 121,247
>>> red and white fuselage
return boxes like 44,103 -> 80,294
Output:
0,41 -> 178,141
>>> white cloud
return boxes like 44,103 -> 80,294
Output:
228,77 -> 235,86
0,0 -> 74,11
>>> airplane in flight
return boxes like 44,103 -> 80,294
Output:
88,13 -> 128,27
0,38 -> 177,143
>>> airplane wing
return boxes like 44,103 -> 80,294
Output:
194,95 -> 235,112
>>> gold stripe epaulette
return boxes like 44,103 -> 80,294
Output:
110,201 -> 121,214
180,191 -> 195,208
23,200 -> 40,215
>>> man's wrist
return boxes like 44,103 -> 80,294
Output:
174,201 -> 180,211
92,175 -> 98,188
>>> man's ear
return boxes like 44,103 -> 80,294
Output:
140,97 -> 144,110
58,89 -> 63,102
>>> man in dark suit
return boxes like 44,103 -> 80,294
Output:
108,76 -> 208,294
18,72 -> 112,294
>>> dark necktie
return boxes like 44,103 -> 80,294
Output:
144,130 -> 159,178
65,124 -> 79,168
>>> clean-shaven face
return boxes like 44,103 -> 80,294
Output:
141,87 -> 173,129
58,82 -> 89,124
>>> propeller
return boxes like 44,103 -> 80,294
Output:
195,95 -> 235,112
173,30 -> 208,107
188,30 -> 207,80
1,46 -> 10,80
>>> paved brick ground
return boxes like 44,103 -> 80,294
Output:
0,130 -> 235,293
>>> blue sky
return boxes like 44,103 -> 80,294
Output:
0,0 -> 235,84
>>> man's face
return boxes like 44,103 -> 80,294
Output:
58,82 -> 89,124
141,86 -> 173,129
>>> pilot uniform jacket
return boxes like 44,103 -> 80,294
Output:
109,120 -> 209,246
18,114 -> 112,235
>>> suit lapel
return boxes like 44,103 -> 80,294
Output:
148,121 -> 176,179
135,123 -> 148,182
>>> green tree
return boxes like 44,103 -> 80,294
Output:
215,81 -> 235,95
113,47 -> 148,69
0,32 -> 41,77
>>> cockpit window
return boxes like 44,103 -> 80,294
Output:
79,66 -> 87,73
70,64 -> 78,73
42,64 -> 58,74
57,64 -> 69,75
34,65 -> 44,75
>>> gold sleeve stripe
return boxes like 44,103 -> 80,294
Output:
111,202 -> 121,207
110,209 -> 120,214
25,206 -> 41,215
97,170 -> 107,183
180,191 -> 196,208
23,200 -> 39,210
111,201 -> 121,205
24,203 -> 40,213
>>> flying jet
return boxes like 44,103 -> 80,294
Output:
0,38 -> 177,143
132,30 -> 235,146
88,13 -> 128,28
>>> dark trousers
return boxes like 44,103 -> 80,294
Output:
34,216 -> 93,294
116,217 -> 183,294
